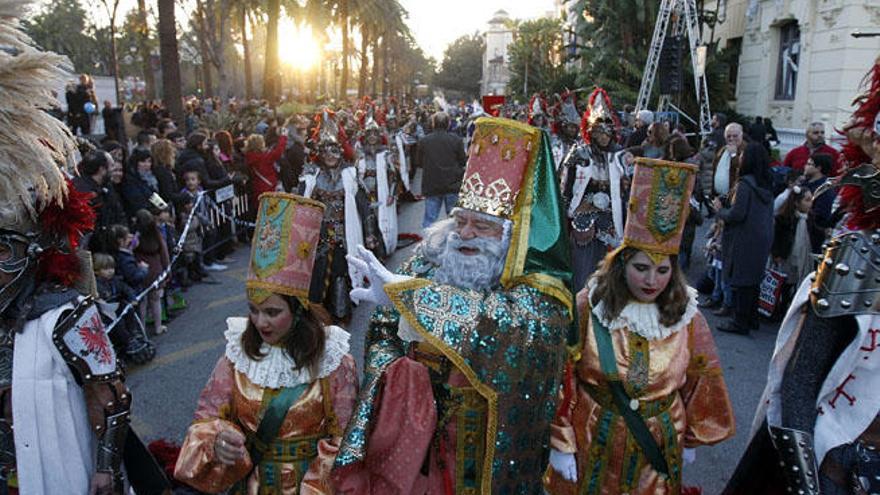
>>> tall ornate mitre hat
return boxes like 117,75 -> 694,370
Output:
617,157 -> 698,264
247,193 -> 324,308
456,117 -> 573,314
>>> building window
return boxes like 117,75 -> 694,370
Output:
775,22 -> 800,101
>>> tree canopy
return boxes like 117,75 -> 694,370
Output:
434,33 -> 483,98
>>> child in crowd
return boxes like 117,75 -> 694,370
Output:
111,223 -> 148,294
180,169 -> 226,271
93,253 -> 155,364
134,209 -> 170,335
176,195 -> 212,287
156,206 -> 188,314
771,185 -> 816,305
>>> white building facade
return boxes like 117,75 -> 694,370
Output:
710,0 -> 880,151
481,9 -> 514,96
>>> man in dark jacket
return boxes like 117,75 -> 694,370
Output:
415,111 -> 467,228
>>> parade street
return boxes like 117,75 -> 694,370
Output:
128,176 -> 778,494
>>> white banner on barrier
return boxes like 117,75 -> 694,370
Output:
214,184 -> 235,203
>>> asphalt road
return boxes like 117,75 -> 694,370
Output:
129,176 -> 777,494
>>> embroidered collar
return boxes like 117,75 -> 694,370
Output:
224,317 -> 350,388
588,280 -> 699,341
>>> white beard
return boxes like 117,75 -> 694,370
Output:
420,219 -> 508,291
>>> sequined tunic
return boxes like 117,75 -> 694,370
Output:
175,351 -> 358,494
334,255 -> 570,494
544,305 -> 736,495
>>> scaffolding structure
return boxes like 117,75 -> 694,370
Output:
635,0 -> 712,136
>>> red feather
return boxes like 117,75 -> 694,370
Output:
36,179 -> 96,287
834,57 -> 880,230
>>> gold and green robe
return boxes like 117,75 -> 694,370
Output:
334,254 -> 571,494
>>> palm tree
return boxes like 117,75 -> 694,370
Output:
262,0 -> 281,101
135,0 -> 155,100
157,0 -> 183,123
238,1 -> 253,99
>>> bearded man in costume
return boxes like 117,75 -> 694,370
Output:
723,57 -> 880,495
561,88 -> 628,290
0,4 -> 135,493
332,117 -> 574,494
355,114 -> 399,258
299,110 -> 367,323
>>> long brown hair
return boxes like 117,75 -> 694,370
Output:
589,247 -> 689,327
242,295 -> 329,373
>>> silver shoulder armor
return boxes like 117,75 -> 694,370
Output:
810,229 -> 880,317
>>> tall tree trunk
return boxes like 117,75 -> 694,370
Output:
240,3 -> 253,99
370,33 -> 379,97
204,0 -> 230,100
135,0 -> 156,100
110,22 -> 121,105
381,32 -> 389,97
157,0 -> 183,124
196,0 -> 213,97
339,0 -> 349,102
357,23 -> 369,98
263,0 -> 280,102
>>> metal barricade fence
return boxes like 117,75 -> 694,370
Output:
201,185 -> 254,254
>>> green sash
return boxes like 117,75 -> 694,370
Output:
592,313 -> 670,477
247,382 -> 310,467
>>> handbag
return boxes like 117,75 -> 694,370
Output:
757,265 -> 787,318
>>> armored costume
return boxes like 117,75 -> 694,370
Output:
561,88 -> 628,290
300,111 -> 368,322
723,58 -> 880,495
0,4 -> 132,492
333,117 -> 574,494
175,193 -> 358,494
545,158 -> 736,495
551,91 -> 584,175
355,115 -> 399,257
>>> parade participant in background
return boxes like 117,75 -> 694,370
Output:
528,92 -> 551,133
552,90 -> 584,175
175,193 -> 358,494
546,157 -> 736,495
299,110 -> 367,323
561,88 -> 628,290
385,108 -> 415,202
355,113 -> 399,258
723,56 -> 880,495
0,5 -> 135,491
333,116 -> 573,494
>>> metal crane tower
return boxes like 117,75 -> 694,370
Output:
635,0 -> 712,136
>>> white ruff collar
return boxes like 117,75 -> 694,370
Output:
224,317 -> 350,388
588,280 -> 699,341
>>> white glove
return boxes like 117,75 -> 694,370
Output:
683,447 -> 696,465
347,245 -> 411,306
549,449 -> 577,482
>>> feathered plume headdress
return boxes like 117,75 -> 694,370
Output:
830,55 -> 880,230
559,90 -> 580,125
0,0 -> 94,287
527,93 -> 547,126
580,87 -> 621,144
